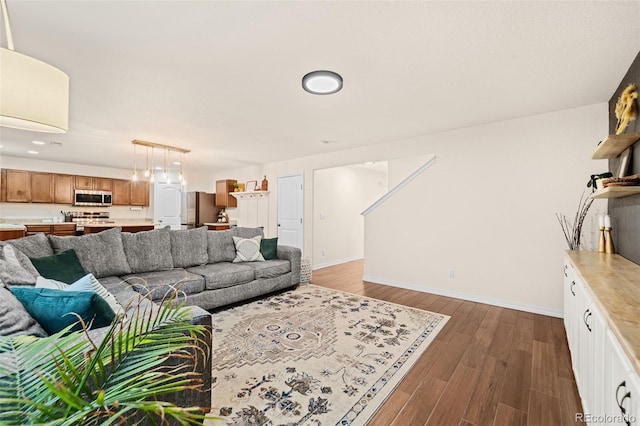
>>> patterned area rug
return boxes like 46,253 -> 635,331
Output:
205,284 -> 449,426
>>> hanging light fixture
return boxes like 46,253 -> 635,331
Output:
131,143 -> 138,181
131,140 -> 190,183
0,0 -> 70,133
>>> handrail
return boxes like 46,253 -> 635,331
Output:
361,155 -> 437,216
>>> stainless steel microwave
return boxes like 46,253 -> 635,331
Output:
74,190 -> 112,206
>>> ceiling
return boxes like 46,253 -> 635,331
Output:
0,1 -> 639,176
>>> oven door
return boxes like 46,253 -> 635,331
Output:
74,191 -> 104,206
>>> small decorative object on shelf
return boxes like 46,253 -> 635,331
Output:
588,172 -> 614,192
261,175 -> 269,191
603,215 -> 616,254
615,83 -> 637,135
245,180 -> 257,192
556,192 -> 594,250
601,173 -> 640,187
233,182 -> 240,192
598,216 -> 606,253
218,208 -> 228,223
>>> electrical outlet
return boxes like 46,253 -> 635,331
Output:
448,269 -> 455,279
321,249 -> 326,256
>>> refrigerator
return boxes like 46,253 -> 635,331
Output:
181,192 -> 219,228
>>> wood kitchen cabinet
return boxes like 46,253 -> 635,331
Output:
53,174 -> 74,204
30,172 -> 54,203
215,180 -> 237,208
2,169 -> 31,202
112,179 -> 131,205
130,181 -> 149,206
75,176 -> 112,191
25,224 -> 76,236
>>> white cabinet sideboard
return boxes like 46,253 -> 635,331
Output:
231,191 -> 270,236
564,252 -> 640,426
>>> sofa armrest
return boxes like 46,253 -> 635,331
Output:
277,245 -> 301,285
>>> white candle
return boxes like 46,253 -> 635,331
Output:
599,215 -> 604,228
604,215 -> 611,228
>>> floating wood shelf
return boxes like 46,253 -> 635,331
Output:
591,132 -> 640,159
590,186 -> 640,199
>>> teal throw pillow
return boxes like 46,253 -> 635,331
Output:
30,249 -> 87,284
260,237 -> 278,260
10,287 -> 115,335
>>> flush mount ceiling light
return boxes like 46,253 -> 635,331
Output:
302,70 -> 343,95
0,0 -> 69,133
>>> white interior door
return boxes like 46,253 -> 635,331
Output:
154,183 -> 182,229
277,174 -> 304,251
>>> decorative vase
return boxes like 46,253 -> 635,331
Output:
261,175 -> 268,191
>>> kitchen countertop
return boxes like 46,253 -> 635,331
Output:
203,222 -> 232,226
81,222 -> 157,228
0,224 -> 26,230
566,250 -> 640,376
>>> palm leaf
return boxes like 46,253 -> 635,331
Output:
0,293 -> 214,425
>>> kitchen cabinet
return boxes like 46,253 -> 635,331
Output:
53,174 -> 74,204
565,252 -> 640,423
83,224 -> 153,234
30,172 -> 54,203
0,228 -> 26,241
75,176 -> 113,191
215,179 -> 237,208
25,224 -> 76,236
112,179 -> 131,206
130,181 -> 149,206
2,169 -> 31,202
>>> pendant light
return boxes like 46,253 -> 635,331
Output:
131,143 -> 138,181
0,0 -> 70,133
144,147 -> 150,177
149,147 -> 155,183
131,140 -> 190,183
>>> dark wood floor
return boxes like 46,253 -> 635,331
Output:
311,260 -> 582,426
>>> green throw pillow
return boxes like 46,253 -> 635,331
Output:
30,249 -> 87,284
10,287 -> 115,335
260,237 -> 278,260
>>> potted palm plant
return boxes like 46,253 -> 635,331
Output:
0,296 -> 213,425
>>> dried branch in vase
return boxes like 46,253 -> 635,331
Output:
556,192 -> 594,250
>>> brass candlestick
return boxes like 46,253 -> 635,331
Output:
604,227 -> 615,254
598,227 -> 606,253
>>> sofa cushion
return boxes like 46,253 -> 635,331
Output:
187,262 -> 255,290
36,273 -> 124,316
49,227 -> 132,278
0,244 -> 37,286
7,233 -> 53,258
121,227 -> 173,273
206,229 -> 236,263
10,287 -> 115,335
170,226 -> 208,268
31,249 -> 87,284
231,227 -> 264,239
1,242 -> 40,278
232,236 -> 265,263
260,237 -> 278,260
0,286 -> 47,337
120,269 -> 206,301
246,259 -> 292,280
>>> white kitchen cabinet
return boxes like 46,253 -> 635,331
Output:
232,191 -> 270,236
605,330 -> 639,425
564,252 -> 640,426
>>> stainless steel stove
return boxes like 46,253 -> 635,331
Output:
70,212 -> 115,232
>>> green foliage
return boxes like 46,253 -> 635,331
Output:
0,297 -> 213,425
587,172 -> 614,192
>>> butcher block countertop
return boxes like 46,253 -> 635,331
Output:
565,251 -> 640,375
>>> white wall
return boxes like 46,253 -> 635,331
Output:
313,164 -> 388,268
210,103 -> 608,315
363,104 -> 608,316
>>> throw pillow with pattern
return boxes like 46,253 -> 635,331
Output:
232,235 -> 265,263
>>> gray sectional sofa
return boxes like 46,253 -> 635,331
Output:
1,225 -> 301,422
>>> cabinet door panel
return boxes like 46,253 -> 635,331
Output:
75,176 -> 93,190
130,181 -> 149,206
53,174 -> 74,204
605,330 -> 636,425
112,179 -> 131,205
94,177 -> 112,191
4,169 -> 31,202
30,172 -> 54,203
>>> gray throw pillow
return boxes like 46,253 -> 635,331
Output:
0,286 -> 47,337
49,227 -> 132,278
7,233 -> 54,258
0,243 -> 39,279
231,227 -> 264,239
170,226 -> 208,268
0,245 -> 37,286
121,227 -> 173,273
206,229 -> 236,264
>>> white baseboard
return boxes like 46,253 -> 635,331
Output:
313,256 -> 364,271
362,275 -> 564,318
